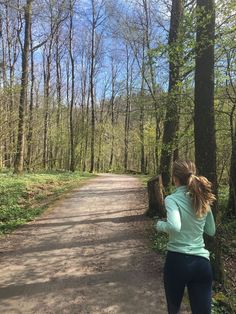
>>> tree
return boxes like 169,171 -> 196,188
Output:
26,14 -> 34,171
194,0 -> 217,190
4,3 -> 20,168
89,0 -> 105,173
109,57 -> 117,170
54,23 -> 63,169
124,45 -> 132,172
194,0 -> 224,283
69,0 -> 75,172
139,40 -> 146,174
159,0 -> 183,189
225,47 -> 236,216
14,0 -> 32,174
228,125 -> 236,216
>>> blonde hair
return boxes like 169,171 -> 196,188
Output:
172,160 -> 216,218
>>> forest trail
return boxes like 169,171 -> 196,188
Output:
0,174 -> 188,314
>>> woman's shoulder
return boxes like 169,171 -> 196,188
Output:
165,194 -> 173,200
164,194 -> 177,203
165,190 -> 178,201
165,188 -> 188,204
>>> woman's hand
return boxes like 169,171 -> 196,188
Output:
153,217 -> 167,228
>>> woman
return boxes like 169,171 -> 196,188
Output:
156,160 -> 216,314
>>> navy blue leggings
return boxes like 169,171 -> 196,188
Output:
164,251 -> 213,314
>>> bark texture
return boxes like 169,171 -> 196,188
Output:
194,0 -> 224,283
14,0 -> 32,174
159,0 -> 183,188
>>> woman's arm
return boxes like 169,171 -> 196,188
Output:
204,209 -> 216,236
156,197 -> 181,233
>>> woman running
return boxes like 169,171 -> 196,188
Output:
156,160 -> 216,314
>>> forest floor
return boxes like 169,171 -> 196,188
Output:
0,174 -> 190,314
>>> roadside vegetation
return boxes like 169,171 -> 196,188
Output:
0,171 -> 95,234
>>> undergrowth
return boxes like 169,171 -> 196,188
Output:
0,171 -> 95,234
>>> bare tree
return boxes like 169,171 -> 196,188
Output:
224,46 -> 236,216
54,25 -> 63,168
69,0 -> 75,171
109,56 -> 118,170
4,3 -> 21,168
26,14 -> 34,170
89,0 -> 105,173
124,45 -> 132,172
139,39 -> 145,174
14,0 -> 32,174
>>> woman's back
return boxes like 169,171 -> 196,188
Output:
160,185 -> 215,259
155,160 -> 216,314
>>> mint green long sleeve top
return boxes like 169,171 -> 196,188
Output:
156,185 -> 216,259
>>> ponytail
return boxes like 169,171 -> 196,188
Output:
172,160 -> 216,218
187,175 -> 216,218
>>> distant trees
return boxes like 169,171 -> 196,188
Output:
0,0 -> 235,216
0,0 -> 235,292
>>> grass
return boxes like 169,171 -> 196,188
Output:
134,174 -> 152,185
0,170 -> 95,234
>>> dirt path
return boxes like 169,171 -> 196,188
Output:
0,174 -> 180,314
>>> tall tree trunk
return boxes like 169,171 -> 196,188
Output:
159,0 -> 183,188
55,31 -> 62,169
0,12 -> 5,170
66,59 -> 70,169
194,0 -> 224,283
0,12 -> 6,87
14,0 -> 32,174
195,0 -> 216,191
5,4 -> 14,168
228,120 -> 236,216
140,103 -> 145,173
80,50 -> 88,170
109,59 -> 116,169
226,55 -> 236,217
43,7 -> 56,170
2,8 -> 9,168
97,97 -> 105,172
142,0 -> 159,171
69,2 -> 75,172
83,91 -> 90,172
140,42 -> 145,174
124,46 -> 131,172
90,0 -> 96,173
43,52 -> 51,170
26,19 -> 34,171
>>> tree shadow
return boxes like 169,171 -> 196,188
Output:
0,252 -> 165,313
66,187 -> 146,199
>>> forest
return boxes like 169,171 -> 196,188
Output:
0,0 -> 235,312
